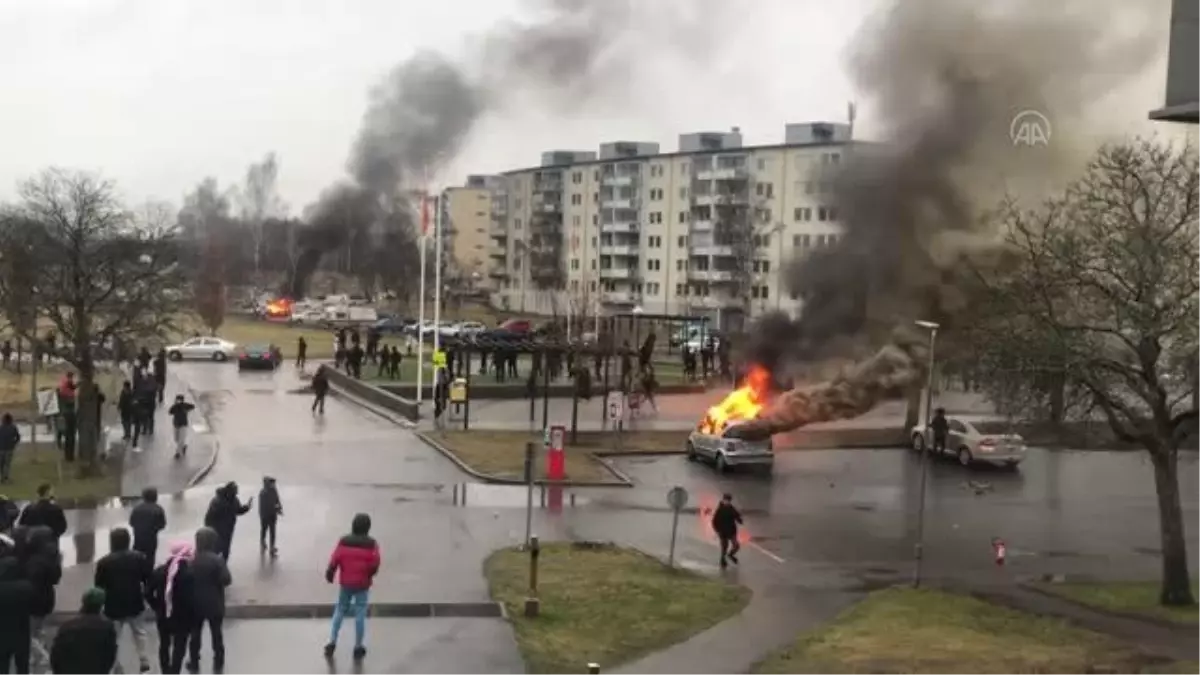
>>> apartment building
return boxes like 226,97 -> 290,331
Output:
442,175 -> 504,289
486,122 -> 855,330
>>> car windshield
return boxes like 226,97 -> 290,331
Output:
245,344 -> 271,353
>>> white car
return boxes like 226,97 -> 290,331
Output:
455,321 -> 487,336
910,417 -> 1027,468
165,337 -> 238,362
686,421 -> 774,473
290,309 -> 324,325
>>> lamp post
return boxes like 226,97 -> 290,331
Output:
912,319 -> 939,588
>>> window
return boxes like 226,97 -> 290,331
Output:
680,161 -> 689,175
678,211 -> 688,223
593,170 -> 599,181
592,214 -> 598,225
679,187 -> 688,200
647,282 -> 660,295
647,235 -> 663,248
572,171 -> 583,184
756,182 -> 775,198
793,206 -> 812,222
756,157 -> 767,171
818,207 -> 829,222
753,260 -> 771,273
572,215 -> 581,226
571,259 -> 580,270
571,194 -> 582,205
647,259 -> 661,271
677,235 -> 687,247
515,218 -> 523,230
675,283 -> 685,296
793,234 -> 811,248
593,192 -> 599,203
650,188 -> 664,201
591,260 -> 597,270
676,259 -> 686,271
649,212 -> 663,224
761,285 -> 769,299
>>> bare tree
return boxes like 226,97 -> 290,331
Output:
0,169 -> 188,474
968,139 -> 1198,606
240,153 -> 282,283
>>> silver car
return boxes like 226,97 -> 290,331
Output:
910,417 -> 1027,468
686,421 -> 774,473
165,337 -> 239,362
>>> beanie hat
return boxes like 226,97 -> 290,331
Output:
81,587 -> 106,613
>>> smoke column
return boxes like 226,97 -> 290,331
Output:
290,0 -> 733,297
733,0 -> 1166,439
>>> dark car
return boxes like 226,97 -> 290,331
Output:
375,317 -> 415,335
237,343 -> 282,371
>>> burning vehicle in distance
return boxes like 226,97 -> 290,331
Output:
686,365 -> 775,474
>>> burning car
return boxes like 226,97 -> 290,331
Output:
686,365 -> 775,473
263,297 -> 293,321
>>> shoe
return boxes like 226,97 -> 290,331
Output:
186,661 -> 199,673
719,558 -> 727,569
270,547 -> 279,557
139,662 -> 151,673
174,452 -> 181,459
324,644 -> 336,658
352,646 -> 367,660
729,553 -> 739,564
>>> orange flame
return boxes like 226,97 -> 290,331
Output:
265,298 -> 292,318
699,365 -> 771,435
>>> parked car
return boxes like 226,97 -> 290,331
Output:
374,316 -> 414,335
686,421 -> 774,473
453,321 -> 487,336
165,337 -> 238,362
910,417 -> 1027,468
290,309 -> 325,325
238,343 -> 282,371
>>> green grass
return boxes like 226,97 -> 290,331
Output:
1040,582 -> 1199,625
753,587 -> 1178,674
431,429 -> 687,483
0,363 -> 125,423
486,542 -> 751,673
1,444 -> 122,501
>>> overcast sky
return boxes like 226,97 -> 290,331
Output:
0,0 -> 1182,212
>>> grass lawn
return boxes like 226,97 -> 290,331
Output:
753,587 -> 1187,674
2,444 -> 122,501
486,542 -> 750,673
431,429 -> 686,483
0,363 -> 125,423
1040,581 -> 1200,625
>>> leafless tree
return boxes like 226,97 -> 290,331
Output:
240,153 -> 283,283
0,169 -> 189,474
968,139 -> 1198,606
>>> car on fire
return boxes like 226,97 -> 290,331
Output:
909,417 -> 1027,468
238,343 -> 283,371
686,421 -> 774,474
165,337 -> 238,362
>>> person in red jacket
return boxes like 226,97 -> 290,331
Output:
323,513 -> 380,661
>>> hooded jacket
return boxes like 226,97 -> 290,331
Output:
258,479 -> 282,521
128,493 -> 166,556
50,610 -> 118,674
18,497 -> 68,538
0,555 -> 33,645
190,527 -> 231,619
326,515 -> 380,591
0,420 -> 19,453
94,528 -> 149,620
204,483 -> 251,541
23,525 -> 62,617
710,502 -> 743,538
147,556 -> 197,629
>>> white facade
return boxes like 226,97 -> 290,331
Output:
486,123 -> 854,329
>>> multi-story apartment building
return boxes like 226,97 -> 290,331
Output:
485,122 -> 855,331
442,175 -> 504,289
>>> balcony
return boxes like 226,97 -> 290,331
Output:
601,174 -> 636,187
488,264 -> 509,278
489,224 -> 508,239
688,268 -> 736,283
696,166 -> 749,181
600,197 -> 639,210
599,244 -> 639,256
602,289 -> 641,305
598,266 -> 637,280
600,221 -> 639,235
690,244 -> 736,257
689,219 -> 713,232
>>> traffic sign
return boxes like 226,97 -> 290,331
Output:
667,486 -> 689,511
606,392 -> 625,422
37,389 -> 59,417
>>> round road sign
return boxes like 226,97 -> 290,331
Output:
666,486 -> 689,511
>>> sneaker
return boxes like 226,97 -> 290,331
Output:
719,558 -> 728,569
139,662 -> 151,673
270,547 -> 279,558
352,646 -> 367,660
729,553 -> 739,564
174,452 -> 181,459
323,644 -> 335,659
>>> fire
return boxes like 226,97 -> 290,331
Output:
699,365 -> 772,435
265,298 -> 292,318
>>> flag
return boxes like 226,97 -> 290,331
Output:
420,193 -> 431,237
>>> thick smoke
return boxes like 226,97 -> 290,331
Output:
290,0 -> 731,297
735,0 -> 1165,438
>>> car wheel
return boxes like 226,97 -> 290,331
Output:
957,447 -> 973,467
715,454 -> 729,474
685,442 -> 697,462
212,352 -> 227,362
911,434 -> 925,453
168,350 -> 182,362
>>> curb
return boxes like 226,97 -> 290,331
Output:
414,432 -> 633,488
45,601 -> 504,623
186,437 -> 220,488
328,385 -> 416,429
1018,581 -> 1199,634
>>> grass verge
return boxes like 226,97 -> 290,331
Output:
1039,581 -> 1199,625
486,542 -> 750,674
753,587 -> 1186,674
431,429 -> 686,483
0,363 -> 125,423
2,444 -> 122,501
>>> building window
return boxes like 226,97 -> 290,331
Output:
571,259 -> 580,270
756,157 -> 767,171
756,182 -> 774,198
593,193 -> 598,203
793,206 -> 811,222
793,234 -> 811,248
591,260 -> 596,270
649,212 -> 663,224
678,211 -> 688,223
761,285 -> 769,299
680,161 -> 689,175
592,214 -> 598,225
515,218 -> 522,229
572,171 -> 582,184
647,259 -> 661,271
818,207 -> 829,222
676,259 -> 686,271
679,187 -> 688,200
677,235 -> 687,247
572,215 -> 581,226
828,206 -> 839,221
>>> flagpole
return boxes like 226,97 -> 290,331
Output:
433,190 -> 443,356
415,192 -> 429,405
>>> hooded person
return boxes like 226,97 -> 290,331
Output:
94,526 -> 151,672
129,486 -> 167,565
0,552 -> 33,673
258,476 -> 283,557
203,482 -> 253,561
147,540 -> 197,674
324,513 -> 381,661
18,482 -> 67,538
50,587 -> 118,674
24,524 -> 62,670
188,527 -> 231,672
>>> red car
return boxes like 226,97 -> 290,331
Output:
498,318 -> 532,334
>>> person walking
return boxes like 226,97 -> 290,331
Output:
136,376 -> 157,440
18,483 -> 67,539
50,588 -> 118,674
0,413 -> 19,484
129,487 -> 167,566
146,540 -> 196,675
94,527 -> 151,673
168,395 -> 196,459
153,350 -> 168,406
188,527 -> 230,673
930,407 -> 949,454
23,525 -> 63,670
0,550 -> 33,674
296,336 -> 308,369
323,513 -> 381,661
257,476 -> 283,557
711,493 -> 743,569
311,368 -> 329,415
203,482 -> 252,561
118,381 -> 136,443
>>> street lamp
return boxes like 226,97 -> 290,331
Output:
912,318 -> 939,588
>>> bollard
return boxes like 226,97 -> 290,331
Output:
524,535 -> 541,617
587,663 -> 600,674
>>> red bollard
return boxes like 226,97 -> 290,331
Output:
548,485 -> 563,514
992,538 -> 1007,566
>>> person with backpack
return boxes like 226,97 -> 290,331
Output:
168,395 -> 196,459
49,588 -> 118,674
129,486 -> 167,565
94,527 -> 151,673
188,527 -> 231,673
146,540 -> 196,675
258,476 -> 283,557
324,513 -> 381,661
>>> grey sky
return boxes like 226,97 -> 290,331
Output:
0,0 -> 1181,211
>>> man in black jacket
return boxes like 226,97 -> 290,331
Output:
0,553 -> 33,673
50,587 -> 118,674
118,380 -> 136,442
18,483 -> 67,539
153,350 -> 168,405
147,541 -> 197,674
204,482 -> 252,561
0,413 -> 20,484
710,493 -> 743,569
311,368 -> 330,415
130,486 -> 167,565
24,525 -> 62,670
94,527 -> 151,672
189,527 -> 231,673
258,476 -> 283,557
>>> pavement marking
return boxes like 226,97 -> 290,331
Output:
748,540 -> 786,564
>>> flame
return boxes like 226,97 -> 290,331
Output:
698,365 -> 771,435
265,298 -> 292,318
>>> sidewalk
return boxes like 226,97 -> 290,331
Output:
118,372 -> 217,496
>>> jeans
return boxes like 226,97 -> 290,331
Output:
188,616 -> 224,668
260,517 -> 277,551
0,450 -> 12,482
173,425 -> 188,453
112,615 -> 150,670
156,619 -> 190,674
329,588 -> 370,649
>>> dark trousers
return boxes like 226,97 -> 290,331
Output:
719,535 -> 740,563
134,539 -> 158,567
121,412 -> 133,439
312,392 -> 326,414
933,434 -> 947,453
0,639 -> 30,674
188,616 -> 224,668
157,619 -> 190,674
156,380 -> 166,404
296,352 -> 306,368
260,517 -> 277,550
